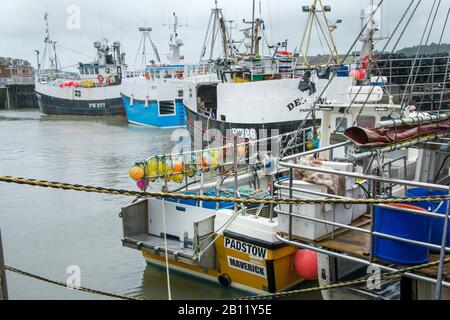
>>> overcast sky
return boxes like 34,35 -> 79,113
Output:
0,0 -> 448,71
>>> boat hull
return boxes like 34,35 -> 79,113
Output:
120,75 -> 186,128
185,105 -> 316,147
121,94 -> 186,128
141,233 -> 302,295
36,91 -> 124,116
35,82 -> 125,116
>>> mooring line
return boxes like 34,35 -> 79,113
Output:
235,257 -> 450,300
1,176 -> 450,205
5,266 -> 144,300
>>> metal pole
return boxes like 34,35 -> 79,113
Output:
0,228 -> 8,300
269,174 -> 275,223
279,161 -> 450,192
233,136 -> 238,212
288,167 -> 294,241
434,183 -> 450,300
250,0 -> 256,56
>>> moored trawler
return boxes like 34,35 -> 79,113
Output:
183,2 -> 351,144
35,39 -> 127,116
120,13 -> 188,128
118,0 -> 450,298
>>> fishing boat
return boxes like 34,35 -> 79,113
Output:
120,13 -> 187,128
183,1 -> 352,144
273,1 -> 450,300
119,1 -> 450,299
35,13 -> 127,116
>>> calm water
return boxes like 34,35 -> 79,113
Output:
0,109 -> 247,300
0,109 -> 321,300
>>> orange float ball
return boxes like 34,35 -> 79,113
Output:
173,161 -> 183,174
237,145 -> 246,158
129,165 -> 145,181
294,249 -> 318,281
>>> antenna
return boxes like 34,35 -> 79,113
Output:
163,12 -> 187,64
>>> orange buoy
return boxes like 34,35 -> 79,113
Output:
294,249 -> 318,281
237,145 -> 246,158
172,160 -> 183,174
357,69 -> 367,80
129,165 -> 145,180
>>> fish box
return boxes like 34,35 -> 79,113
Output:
277,180 -> 354,241
276,161 -> 358,241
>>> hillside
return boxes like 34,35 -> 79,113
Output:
396,43 -> 450,56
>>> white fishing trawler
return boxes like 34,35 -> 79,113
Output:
183,1 -> 352,143
118,1 -> 450,298
35,14 -> 127,116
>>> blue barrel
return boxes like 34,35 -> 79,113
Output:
374,202 -> 431,265
406,188 -> 449,252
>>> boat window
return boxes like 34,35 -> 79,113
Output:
95,68 -> 99,75
159,101 -> 175,115
90,68 -> 95,75
335,117 -> 348,133
178,90 -> 183,98
357,116 -> 376,129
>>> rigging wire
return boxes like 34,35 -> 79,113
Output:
400,0 -> 439,110
345,0 -> 420,127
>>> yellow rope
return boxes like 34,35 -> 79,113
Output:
5,266 -> 143,300
0,175 -> 449,206
237,257 -> 450,300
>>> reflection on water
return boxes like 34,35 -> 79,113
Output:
0,109 -> 319,300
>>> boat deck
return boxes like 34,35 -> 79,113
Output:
280,215 -> 450,281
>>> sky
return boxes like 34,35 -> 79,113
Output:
0,0 -> 449,71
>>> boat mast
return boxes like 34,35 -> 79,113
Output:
295,0 -> 340,67
138,26 -> 161,66
199,0 -> 232,63
42,12 -> 59,72
164,12 -> 186,65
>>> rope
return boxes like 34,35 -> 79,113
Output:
161,199 -> 172,300
5,266 -> 143,301
0,176 -> 449,206
236,257 -> 450,300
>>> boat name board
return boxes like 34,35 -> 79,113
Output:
286,97 -> 311,112
224,237 -> 268,259
227,256 -> 267,278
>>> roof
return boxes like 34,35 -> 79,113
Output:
0,57 -> 32,67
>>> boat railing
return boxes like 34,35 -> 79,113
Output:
274,138 -> 450,295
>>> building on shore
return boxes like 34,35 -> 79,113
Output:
0,57 -> 36,109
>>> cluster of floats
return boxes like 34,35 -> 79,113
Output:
118,1 -> 450,300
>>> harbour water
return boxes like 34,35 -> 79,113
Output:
0,109 -> 320,300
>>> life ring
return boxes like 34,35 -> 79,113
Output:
145,71 -> 151,80
176,70 -> 184,80
97,75 -> 104,84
